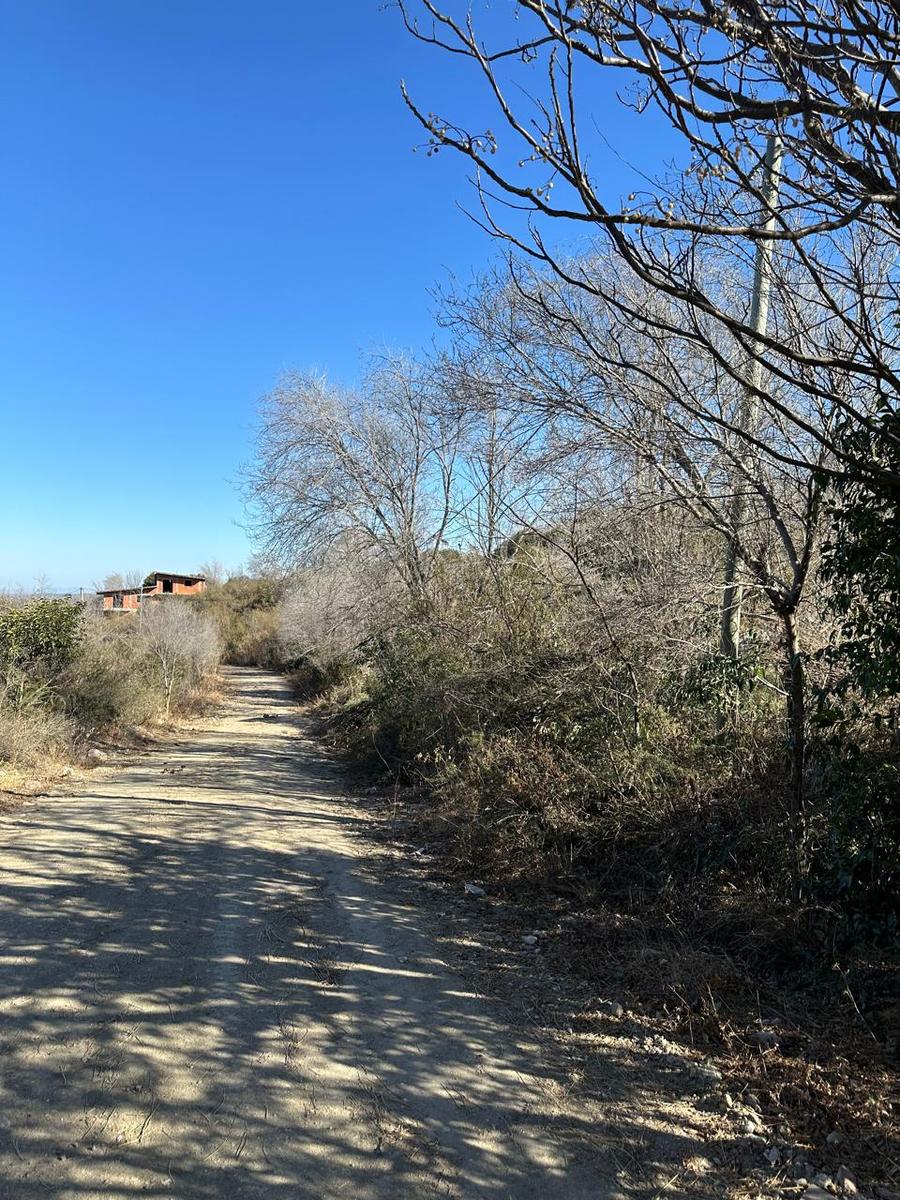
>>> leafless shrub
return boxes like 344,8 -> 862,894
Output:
279,542 -> 399,671
137,601 -> 221,717
0,706 -> 73,768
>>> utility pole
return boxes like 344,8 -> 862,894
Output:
720,133 -> 782,664
138,568 -> 147,627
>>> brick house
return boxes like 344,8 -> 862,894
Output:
98,571 -> 206,614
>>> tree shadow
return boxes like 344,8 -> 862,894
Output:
0,668 -> 731,1199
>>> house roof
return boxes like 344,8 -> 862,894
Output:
149,571 -> 207,582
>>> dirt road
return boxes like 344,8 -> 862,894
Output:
0,668 -> 713,1199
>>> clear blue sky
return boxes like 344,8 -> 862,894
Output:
0,1 -> 675,590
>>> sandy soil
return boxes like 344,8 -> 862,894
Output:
0,667 -> 720,1200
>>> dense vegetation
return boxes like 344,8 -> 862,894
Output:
238,19 -> 900,1172
252,341 -> 897,946
197,574 -> 283,668
0,596 -> 221,776
249,358 -> 898,1180
245,0 -> 900,946
0,573 -> 297,782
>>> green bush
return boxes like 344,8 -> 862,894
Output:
197,576 -> 283,665
809,740 -> 900,939
0,598 -> 83,673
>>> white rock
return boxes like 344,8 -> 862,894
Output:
464,883 -> 486,897
521,934 -> 538,946
836,1166 -> 858,1196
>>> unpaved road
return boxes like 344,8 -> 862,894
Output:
0,668 -> 714,1199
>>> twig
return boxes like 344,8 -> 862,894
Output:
834,962 -> 879,1043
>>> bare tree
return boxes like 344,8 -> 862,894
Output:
444,251 -> 829,858
249,357 -> 462,607
197,560 -> 226,586
399,0 -> 900,486
96,569 -> 146,592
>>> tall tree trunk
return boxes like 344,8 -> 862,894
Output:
719,134 -> 782,673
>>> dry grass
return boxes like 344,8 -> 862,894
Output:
349,771 -> 900,1198
0,707 -> 74,770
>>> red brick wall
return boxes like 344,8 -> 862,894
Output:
101,578 -> 205,610
102,591 -> 140,611
143,577 -> 205,596
172,579 -> 205,595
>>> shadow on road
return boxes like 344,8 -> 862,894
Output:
0,668 -> 719,1199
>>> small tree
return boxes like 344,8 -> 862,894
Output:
97,569 -> 145,592
138,602 -> 220,717
279,540 -> 400,671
